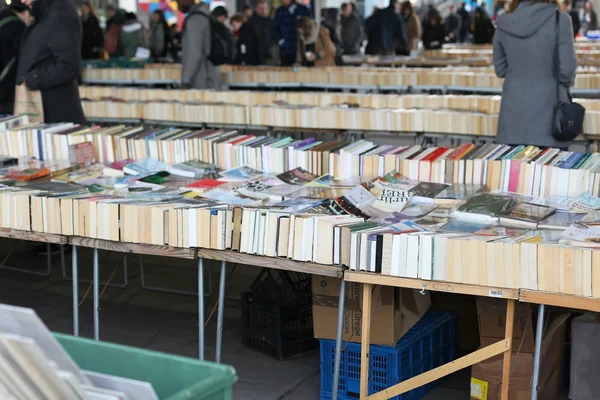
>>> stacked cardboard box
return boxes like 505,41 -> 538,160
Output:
470,298 -> 568,400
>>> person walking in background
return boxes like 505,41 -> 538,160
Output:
177,0 -> 222,89
212,6 -> 229,25
248,0 -> 273,64
445,5 -> 462,43
80,2 -> 104,60
104,4 -> 126,58
16,0 -> 86,124
0,0 -> 28,114
494,0 -> 576,147
470,6 -> 495,43
231,13 -> 261,65
583,0 -> 598,32
295,17 -> 336,66
272,0 -> 311,66
149,10 -> 171,59
366,0 -> 408,55
340,3 -> 363,55
243,4 -> 253,18
422,5 -> 445,49
457,2 -> 470,42
170,24 -> 182,61
563,0 -> 580,37
120,13 -> 146,59
401,1 -> 421,53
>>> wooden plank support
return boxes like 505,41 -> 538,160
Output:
360,283 -> 373,399
0,228 -> 68,244
366,339 -> 511,400
520,290 -> 600,313
197,248 -> 343,277
344,271 -> 519,299
71,237 -> 195,259
501,299 -> 516,400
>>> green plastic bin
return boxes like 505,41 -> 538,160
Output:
54,333 -> 237,400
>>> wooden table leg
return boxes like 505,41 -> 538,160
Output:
501,299 -> 516,400
360,283 -> 373,400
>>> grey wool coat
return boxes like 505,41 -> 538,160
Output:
494,3 -> 577,148
181,6 -> 223,89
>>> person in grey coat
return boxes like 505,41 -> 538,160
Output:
340,3 -> 363,55
494,1 -> 577,148
120,13 -> 147,59
177,0 -> 222,89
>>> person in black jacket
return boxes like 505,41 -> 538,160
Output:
366,0 -> 408,55
230,13 -> 261,65
457,2 -> 470,42
422,5 -> 445,49
247,0 -> 273,64
563,0 -> 581,37
470,6 -> 494,44
0,1 -> 28,115
16,0 -> 86,124
80,2 -> 104,60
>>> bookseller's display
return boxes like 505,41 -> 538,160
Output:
1,115 -> 600,298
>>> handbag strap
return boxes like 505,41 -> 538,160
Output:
554,9 -> 573,103
554,9 -> 560,104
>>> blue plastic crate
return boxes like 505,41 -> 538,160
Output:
320,310 -> 455,400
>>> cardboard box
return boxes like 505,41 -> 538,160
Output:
312,276 -> 431,346
476,297 -> 534,352
470,313 -> 569,400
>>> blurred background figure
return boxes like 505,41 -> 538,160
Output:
340,3 -> 363,55
104,4 -> 126,58
149,10 -> 171,60
444,5 -> 461,43
17,0 -> 86,124
457,2 -> 470,42
421,5 -> 444,49
401,1 -> 421,53
563,0 -> 580,38
247,0 -> 274,64
231,13 -> 261,65
169,24 -> 182,61
295,17 -> 336,66
120,12 -> 146,59
243,4 -> 253,18
80,2 -> 104,60
0,0 -> 28,114
470,6 -> 495,44
584,0 -> 598,33
272,0 -> 312,66
212,5 -> 229,25
366,0 -> 408,55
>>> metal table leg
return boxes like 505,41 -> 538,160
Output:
332,277 -> 346,400
531,304 -> 545,400
198,258 -> 205,361
72,245 -> 79,337
93,248 -> 100,341
216,261 -> 226,364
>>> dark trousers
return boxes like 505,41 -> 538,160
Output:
280,55 -> 296,66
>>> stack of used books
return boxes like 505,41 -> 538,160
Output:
3,122 -> 600,196
0,148 -> 599,297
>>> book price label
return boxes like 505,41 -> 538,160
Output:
488,289 -> 505,298
470,378 -> 488,400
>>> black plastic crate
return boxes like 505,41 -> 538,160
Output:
249,269 -> 311,305
241,291 -> 319,360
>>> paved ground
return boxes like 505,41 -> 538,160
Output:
0,241 -> 562,399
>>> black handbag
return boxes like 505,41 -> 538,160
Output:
552,10 -> 585,141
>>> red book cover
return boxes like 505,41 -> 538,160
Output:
230,135 -> 255,145
186,179 -> 225,189
5,168 -> 51,181
422,147 -> 449,163
507,161 -> 521,193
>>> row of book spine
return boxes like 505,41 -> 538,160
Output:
3,192 -> 600,297
77,88 -> 600,113
81,65 -> 600,89
79,99 -> 600,136
4,125 -> 600,198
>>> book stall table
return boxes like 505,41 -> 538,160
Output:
342,271 -> 600,400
